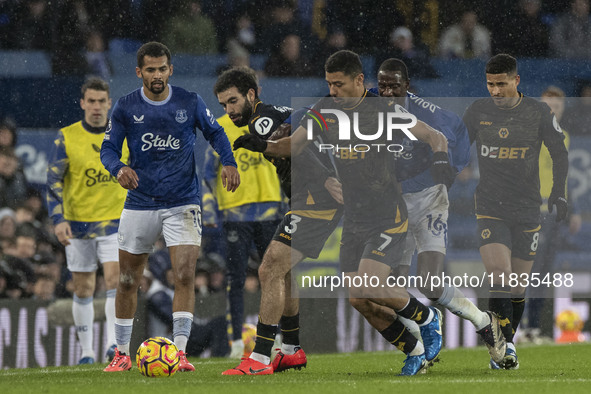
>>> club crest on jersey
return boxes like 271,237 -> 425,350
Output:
175,109 -> 188,123
498,128 -> 509,138
481,229 -> 491,239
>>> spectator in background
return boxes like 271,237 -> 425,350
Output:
8,0 -> 51,50
32,272 -> 57,301
561,82 -> 591,135
257,0 -> 308,55
495,0 -> 549,57
0,117 -> 17,149
264,34 -> 315,77
375,26 -> 438,79
161,0 -> 217,55
550,0 -> 591,59
311,28 -> 348,76
52,0 -> 90,75
0,147 -> 29,210
0,208 -> 17,251
85,30 -> 112,80
439,11 -> 491,59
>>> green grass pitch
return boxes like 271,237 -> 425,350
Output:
0,343 -> 589,394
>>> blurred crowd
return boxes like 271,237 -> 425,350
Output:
1,0 -> 591,78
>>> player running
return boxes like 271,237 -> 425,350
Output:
101,42 -> 240,372
233,50 -> 450,375
372,58 -> 506,365
463,54 -> 568,369
214,67 -> 344,375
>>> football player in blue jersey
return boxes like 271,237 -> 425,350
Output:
373,58 -> 506,366
101,42 -> 240,372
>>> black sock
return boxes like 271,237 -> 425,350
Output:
379,319 -> 418,354
489,284 -> 513,342
510,294 -> 526,343
280,314 -> 300,346
252,321 -> 278,358
396,297 -> 431,325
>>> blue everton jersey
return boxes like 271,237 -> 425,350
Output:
370,88 -> 471,193
101,85 -> 236,210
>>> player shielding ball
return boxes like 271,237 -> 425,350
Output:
214,67 -> 343,375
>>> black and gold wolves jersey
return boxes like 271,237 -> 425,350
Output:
305,91 -> 407,225
250,100 -> 340,213
248,100 -> 292,197
463,93 -> 568,221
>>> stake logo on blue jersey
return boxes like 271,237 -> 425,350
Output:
100,85 -> 236,210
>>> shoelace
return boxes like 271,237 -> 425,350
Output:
109,354 -> 125,367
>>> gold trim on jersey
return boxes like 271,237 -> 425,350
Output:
499,92 -> 523,110
306,191 -> 315,205
343,89 -> 369,111
287,209 -> 338,220
476,214 -> 503,220
523,225 -> 541,233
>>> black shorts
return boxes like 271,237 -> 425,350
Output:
273,208 -> 343,259
477,217 -> 541,260
340,219 -> 408,273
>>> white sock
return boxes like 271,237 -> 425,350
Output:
397,316 -> 422,341
436,285 -> 489,330
105,289 -> 116,347
409,341 -> 425,356
281,344 -> 298,355
249,352 -> 271,365
172,311 -> 193,352
73,295 -> 95,359
115,318 -> 134,355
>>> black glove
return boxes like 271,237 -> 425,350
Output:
430,151 -> 456,189
548,189 -> 568,222
233,134 -> 267,152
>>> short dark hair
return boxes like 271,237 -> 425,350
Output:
378,58 -> 410,81
325,50 -> 363,77
485,54 -> 517,75
213,67 -> 258,98
137,41 -> 171,68
81,77 -> 109,98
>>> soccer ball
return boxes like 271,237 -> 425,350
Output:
242,323 -> 257,356
556,310 -> 584,332
136,337 -> 180,377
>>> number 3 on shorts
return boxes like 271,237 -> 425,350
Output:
285,214 -> 302,234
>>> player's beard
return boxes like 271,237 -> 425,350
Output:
148,79 -> 166,95
231,101 -> 253,127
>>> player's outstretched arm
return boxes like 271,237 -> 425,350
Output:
221,165 -> 240,192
